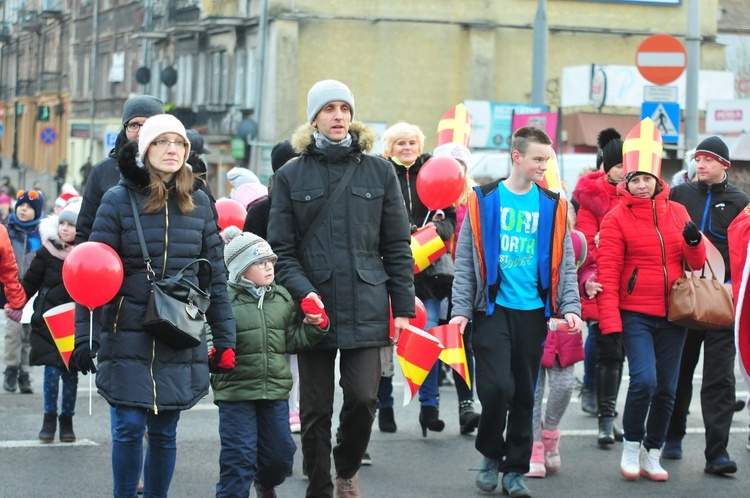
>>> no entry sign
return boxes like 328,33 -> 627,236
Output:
636,34 -> 687,86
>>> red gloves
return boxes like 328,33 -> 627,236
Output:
208,347 -> 236,373
301,297 -> 329,328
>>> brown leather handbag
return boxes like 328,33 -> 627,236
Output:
668,259 -> 734,330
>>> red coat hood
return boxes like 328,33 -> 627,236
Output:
573,170 -> 618,220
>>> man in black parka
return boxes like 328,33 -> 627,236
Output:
267,80 -> 414,498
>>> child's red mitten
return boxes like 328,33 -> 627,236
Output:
301,297 -> 329,328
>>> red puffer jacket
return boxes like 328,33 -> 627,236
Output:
573,170 -> 620,321
596,180 -> 706,334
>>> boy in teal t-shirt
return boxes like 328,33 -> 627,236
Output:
450,127 -> 582,497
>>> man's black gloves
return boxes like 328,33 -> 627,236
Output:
71,342 -> 99,374
682,221 -> 702,247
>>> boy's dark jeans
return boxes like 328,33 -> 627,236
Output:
473,306 -> 547,474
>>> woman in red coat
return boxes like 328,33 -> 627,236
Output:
597,166 -> 705,483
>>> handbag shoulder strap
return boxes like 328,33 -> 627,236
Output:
298,161 -> 358,254
128,189 -> 155,278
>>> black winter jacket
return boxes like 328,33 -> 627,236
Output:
391,154 -> 457,300
23,216 -> 74,369
268,122 -> 415,350
670,174 -> 750,280
74,141 -> 236,412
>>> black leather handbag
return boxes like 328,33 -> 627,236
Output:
129,190 -> 212,350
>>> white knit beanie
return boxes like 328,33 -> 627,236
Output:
432,142 -> 471,167
137,114 -> 191,166
307,80 -> 355,124
223,226 -> 277,283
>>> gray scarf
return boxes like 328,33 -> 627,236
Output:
314,130 -> 353,149
240,276 -> 271,309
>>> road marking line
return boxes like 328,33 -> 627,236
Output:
562,427 -> 749,437
0,439 -> 99,448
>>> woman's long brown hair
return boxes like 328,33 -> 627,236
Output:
141,155 -> 195,214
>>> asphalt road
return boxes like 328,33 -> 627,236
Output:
1,319 -> 749,497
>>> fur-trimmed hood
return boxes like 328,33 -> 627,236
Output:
290,121 -> 377,155
117,141 -> 152,190
572,170 -> 618,220
39,215 -> 70,260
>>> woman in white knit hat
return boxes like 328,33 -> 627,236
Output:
69,114 -> 237,497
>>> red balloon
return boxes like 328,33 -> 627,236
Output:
63,242 -> 124,309
389,297 -> 428,337
216,198 -> 247,231
416,156 -> 465,210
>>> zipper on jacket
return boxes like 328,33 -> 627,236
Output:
112,296 -> 125,333
150,338 -> 158,413
700,190 -> 713,232
651,199 -> 669,310
405,169 -> 413,215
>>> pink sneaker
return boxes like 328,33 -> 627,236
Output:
289,411 -> 301,433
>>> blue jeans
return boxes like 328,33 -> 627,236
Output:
110,405 -> 180,498
43,366 -> 78,416
377,376 -> 394,409
583,321 -> 598,392
621,311 -> 687,450
216,400 -> 295,497
418,298 -> 441,408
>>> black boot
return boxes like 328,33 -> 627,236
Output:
419,406 -> 444,437
3,367 -> 18,392
378,407 -> 397,433
613,423 -> 624,442
596,362 -> 621,447
598,417 -> 615,445
39,413 -> 57,443
59,415 -> 76,443
17,371 -> 33,394
459,400 -> 481,435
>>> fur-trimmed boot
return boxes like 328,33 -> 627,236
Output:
525,441 -> 546,478
541,429 -> 561,472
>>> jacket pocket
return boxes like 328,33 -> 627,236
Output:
627,268 -> 639,294
351,187 -> 385,225
355,268 -> 390,324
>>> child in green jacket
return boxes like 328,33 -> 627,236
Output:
212,226 -> 328,498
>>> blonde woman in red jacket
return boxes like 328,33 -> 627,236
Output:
597,170 -> 705,483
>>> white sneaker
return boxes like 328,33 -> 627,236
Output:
620,440 -> 641,480
639,446 -> 668,481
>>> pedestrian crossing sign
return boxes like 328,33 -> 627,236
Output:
641,102 -> 680,144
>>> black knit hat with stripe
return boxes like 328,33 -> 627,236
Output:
694,136 -> 730,168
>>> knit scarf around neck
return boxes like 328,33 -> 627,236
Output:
240,276 -> 272,309
314,130 -> 353,149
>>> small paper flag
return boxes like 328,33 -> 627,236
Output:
429,324 -> 471,389
411,224 -> 448,274
396,324 -> 444,406
43,302 -> 76,370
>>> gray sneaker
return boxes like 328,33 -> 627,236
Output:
475,457 -> 500,492
501,472 -> 530,498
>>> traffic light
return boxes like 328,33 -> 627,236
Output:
37,105 -> 50,121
